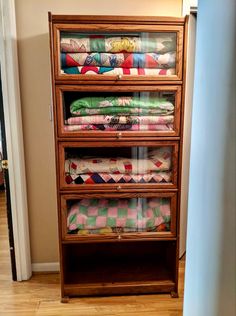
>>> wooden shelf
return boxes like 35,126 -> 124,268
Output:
49,13 -> 188,298
64,280 -> 175,297
62,236 -> 177,244
62,241 -> 176,296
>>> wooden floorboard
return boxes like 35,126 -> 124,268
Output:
0,191 -> 185,315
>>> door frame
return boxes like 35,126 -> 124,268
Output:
0,0 -> 31,280
0,69 -> 17,280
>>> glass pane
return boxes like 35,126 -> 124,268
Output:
64,146 -> 173,185
63,91 -> 175,132
60,31 -> 177,76
67,197 -> 171,235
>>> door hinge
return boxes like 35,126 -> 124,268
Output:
1,160 -> 8,170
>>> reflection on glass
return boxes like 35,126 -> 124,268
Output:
67,197 -> 171,235
64,146 -> 172,184
63,91 -> 175,132
60,32 -> 177,76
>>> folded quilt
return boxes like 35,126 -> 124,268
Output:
61,66 -> 175,76
61,52 -> 176,69
69,107 -> 174,116
67,115 -> 174,125
65,171 -> 172,185
61,35 -> 176,54
65,147 -> 171,175
70,95 -> 174,114
73,223 -> 169,235
67,198 -> 171,232
64,123 -> 173,132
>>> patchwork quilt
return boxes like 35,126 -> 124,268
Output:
60,34 -> 176,54
65,147 -> 172,176
65,171 -> 172,185
74,223 -> 169,235
61,52 -> 176,69
66,115 -> 174,125
61,66 -> 175,76
64,123 -> 173,132
67,197 -> 171,233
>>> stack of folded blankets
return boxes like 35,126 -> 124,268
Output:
65,146 -> 172,184
60,33 -> 176,75
64,95 -> 175,131
67,197 -> 171,235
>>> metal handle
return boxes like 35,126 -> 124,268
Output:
117,132 -> 122,139
1,160 -> 8,170
117,74 -> 122,80
117,185 -> 121,191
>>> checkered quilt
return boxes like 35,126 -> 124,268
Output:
67,197 -> 171,233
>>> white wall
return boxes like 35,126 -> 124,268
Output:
184,0 -> 236,315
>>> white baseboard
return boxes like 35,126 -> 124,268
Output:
32,262 -> 60,272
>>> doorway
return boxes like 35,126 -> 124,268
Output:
0,70 -> 17,280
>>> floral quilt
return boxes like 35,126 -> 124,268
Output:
60,34 -> 176,54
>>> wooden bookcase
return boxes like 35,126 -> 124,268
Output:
49,13 -> 188,301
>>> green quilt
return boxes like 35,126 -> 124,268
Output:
70,96 -> 174,116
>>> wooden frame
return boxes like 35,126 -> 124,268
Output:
55,85 -> 182,139
58,141 -> 179,191
48,13 -> 188,300
60,192 -> 177,242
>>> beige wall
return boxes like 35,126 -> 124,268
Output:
15,0 -> 182,264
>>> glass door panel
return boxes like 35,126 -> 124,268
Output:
59,142 -> 178,189
56,86 -> 181,137
60,31 -> 177,76
53,23 -> 184,81
61,193 -> 177,240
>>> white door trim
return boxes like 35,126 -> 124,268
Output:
182,0 -> 198,15
0,0 -> 31,280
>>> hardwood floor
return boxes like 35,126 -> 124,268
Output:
0,191 -> 185,315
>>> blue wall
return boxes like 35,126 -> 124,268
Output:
184,0 -> 236,315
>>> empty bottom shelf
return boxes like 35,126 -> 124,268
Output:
62,241 -> 177,296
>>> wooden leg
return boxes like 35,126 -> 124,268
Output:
61,296 -> 69,303
170,291 -> 179,298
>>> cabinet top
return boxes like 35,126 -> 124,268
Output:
48,12 -> 186,25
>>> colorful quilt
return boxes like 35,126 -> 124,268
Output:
67,115 -> 174,125
61,66 -> 175,75
65,147 -> 171,177
67,198 -> 171,232
69,107 -> 174,116
70,96 -> 174,115
64,123 -> 173,132
60,34 -> 176,54
65,171 -> 172,185
61,52 -> 176,69
73,223 -> 169,235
